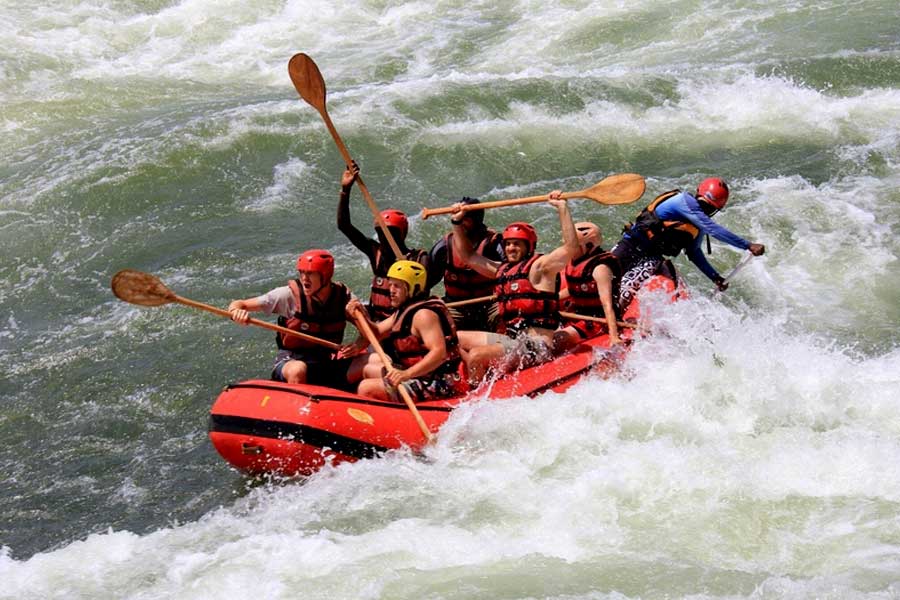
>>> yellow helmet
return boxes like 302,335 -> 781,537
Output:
387,260 -> 427,297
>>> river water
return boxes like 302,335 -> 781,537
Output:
2,1 -> 900,598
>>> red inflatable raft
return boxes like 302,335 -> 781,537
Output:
208,276 -> 680,477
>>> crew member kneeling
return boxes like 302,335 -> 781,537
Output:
351,260 -> 469,402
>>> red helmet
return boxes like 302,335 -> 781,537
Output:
296,249 -> 334,281
697,177 -> 729,210
502,222 -> 538,254
375,209 -> 409,239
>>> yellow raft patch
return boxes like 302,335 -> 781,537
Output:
347,408 -> 374,425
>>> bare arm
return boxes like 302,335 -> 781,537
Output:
227,297 -> 265,324
450,205 -> 501,278
532,195 -> 579,288
227,287 -> 294,324
592,264 -> 621,345
386,310 -> 447,385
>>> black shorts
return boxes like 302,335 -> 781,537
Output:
271,351 -> 354,391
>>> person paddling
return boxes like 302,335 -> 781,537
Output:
427,196 -> 504,331
338,163 -> 428,321
349,260 -> 469,402
554,222 -> 623,353
227,250 -> 360,389
612,177 -> 765,306
450,191 -> 579,381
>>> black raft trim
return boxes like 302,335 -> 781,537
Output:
208,414 -> 389,460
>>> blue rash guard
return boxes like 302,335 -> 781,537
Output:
651,191 -> 750,281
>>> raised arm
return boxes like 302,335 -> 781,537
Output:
533,193 -> 579,282
336,163 -> 378,263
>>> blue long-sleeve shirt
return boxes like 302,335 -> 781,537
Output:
652,191 -> 750,281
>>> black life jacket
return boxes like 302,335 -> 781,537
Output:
442,229 -> 502,301
386,297 -> 461,372
276,280 -> 349,355
495,254 -> 560,333
564,247 -> 622,317
626,190 -> 700,257
369,246 -> 428,321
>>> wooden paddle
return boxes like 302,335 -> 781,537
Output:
444,295 -> 496,308
288,53 -> 403,261
420,173 -> 646,220
445,295 -> 636,330
111,269 -> 341,350
558,311 -> 636,330
350,307 -> 434,443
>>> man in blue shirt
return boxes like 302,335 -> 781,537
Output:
612,177 -> 765,308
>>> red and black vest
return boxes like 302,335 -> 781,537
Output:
495,254 -> 560,333
369,247 -> 428,321
386,297 -> 462,372
276,280 -> 350,356
628,190 -> 701,257
442,230 -> 501,301
564,247 -> 622,317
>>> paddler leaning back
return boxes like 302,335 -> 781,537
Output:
227,167 -> 765,401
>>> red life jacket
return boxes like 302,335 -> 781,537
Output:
386,297 -> 462,371
276,280 -> 349,355
495,254 -> 560,333
442,230 -> 501,301
627,190 -> 701,257
369,247 -> 428,321
564,247 -> 622,317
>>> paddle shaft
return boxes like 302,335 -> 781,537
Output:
445,295 -> 635,329
175,295 -> 341,350
558,311 -> 636,330
356,296 -> 628,361
351,307 -> 434,443
723,251 -> 754,282
421,189 -> 589,219
445,295 -> 495,308
420,174 -> 644,219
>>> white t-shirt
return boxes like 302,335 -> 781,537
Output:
254,284 -> 358,319
254,286 -> 296,319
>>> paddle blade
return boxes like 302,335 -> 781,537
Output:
111,269 -> 176,307
288,53 -> 327,111
582,173 -> 646,205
